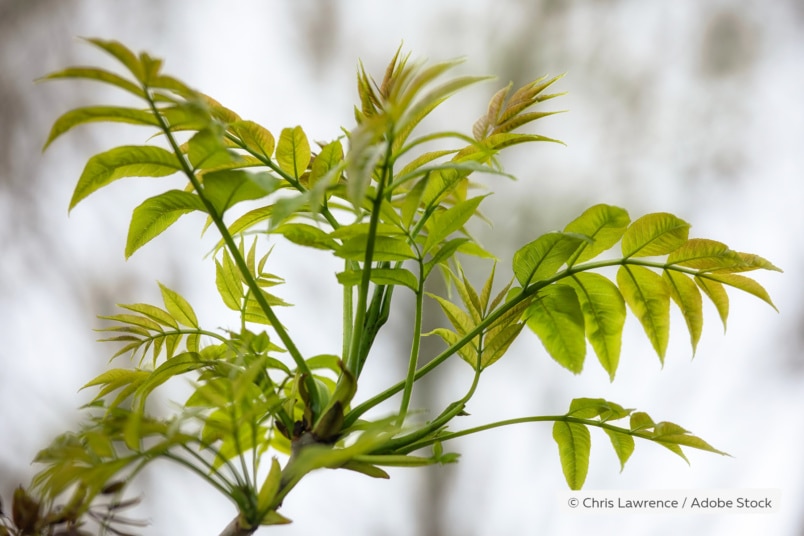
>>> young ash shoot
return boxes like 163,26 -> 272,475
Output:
6,39 -> 780,535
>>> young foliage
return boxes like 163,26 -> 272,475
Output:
27,38 -> 780,534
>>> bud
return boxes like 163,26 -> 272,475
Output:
12,486 -> 40,534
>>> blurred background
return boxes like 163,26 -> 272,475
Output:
1,0 -> 802,534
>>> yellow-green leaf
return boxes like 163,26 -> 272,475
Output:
230,120 -> 275,161
203,170 -> 275,215
337,268 -> 418,290
84,38 -> 144,82
336,235 -> 417,262
44,106 -> 158,150
273,223 -> 337,250
564,204 -> 630,265
663,270 -> 703,354
422,196 -> 486,254
651,421 -> 728,456
126,190 -> 206,258
603,429 -> 635,472
701,272 -> 777,311
70,146 -> 180,210
159,283 -> 198,328
118,303 -> 178,329
617,266 -> 670,362
553,421 -> 590,490
525,285 -> 585,373
482,322 -> 524,368
216,250 -> 243,311
257,458 -> 282,513
309,140 -> 344,187
513,233 -> 584,287
39,67 -> 145,99
276,126 -> 311,179
695,276 -> 729,330
621,212 -> 690,258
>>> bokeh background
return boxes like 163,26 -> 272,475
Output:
1,1 -> 802,534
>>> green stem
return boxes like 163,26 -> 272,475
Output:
380,366 -> 481,453
146,91 -> 318,409
346,138 -> 395,375
397,258 -> 425,424
397,415 -> 659,454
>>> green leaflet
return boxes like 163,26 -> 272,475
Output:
552,421 -> 591,490
272,223 -> 338,251
276,126 -> 311,179
309,140 -> 344,187
158,283 -> 198,328
226,205 -> 274,238
337,268 -> 419,291
202,170 -> 277,215
564,204 -> 630,265
335,235 -> 417,261
663,270 -> 703,354
422,195 -> 486,254
650,421 -> 728,457
44,106 -> 159,150
126,190 -> 207,258
118,302 -> 178,329
186,127 -> 237,170
700,272 -> 777,311
229,120 -> 275,161
69,145 -> 181,210
481,322 -> 524,368
84,38 -> 146,82
617,265 -> 670,361
695,275 -> 729,329
668,238 -> 782,273
216,249 -> 243,311
566,273 -> 625,381
621,212 -> 690,258
525,285 -> 585,373
513,232 -> 584,288
568,398 -> 631,421
39,66 -> 145,98
133,352 -> 208,407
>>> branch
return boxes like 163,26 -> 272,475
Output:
219,516 -> 256,536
